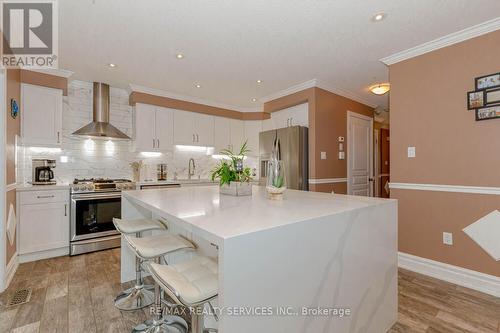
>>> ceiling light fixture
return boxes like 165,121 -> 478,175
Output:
195,84 -> 202,88
176,54 -> 184,59
369,83 -> 390,95
256,80 -> 262,84
108,63 -> 116,68
252,98 -> 257,102
372,13 -> 387,22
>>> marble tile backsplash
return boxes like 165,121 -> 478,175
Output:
17,80 -> 258,184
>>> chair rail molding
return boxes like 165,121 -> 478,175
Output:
308,178 -> 348,185
398,252 -> 500,297
390,182 -> 500,195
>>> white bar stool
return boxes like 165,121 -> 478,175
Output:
134,256 -> 218,333
113,218 -> 193,311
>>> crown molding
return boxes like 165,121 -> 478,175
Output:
259,79 -> 317,103
381,17 -> 500,66
128,83 -> 262,113
314,80 -> 377,108
260,79 -> 377,108
20,67 -> 74,78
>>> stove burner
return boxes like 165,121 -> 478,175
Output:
73,178 -> 132,184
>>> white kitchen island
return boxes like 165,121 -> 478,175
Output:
121,185 -> 398,333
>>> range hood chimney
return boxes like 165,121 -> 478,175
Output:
72,82 -> 131,140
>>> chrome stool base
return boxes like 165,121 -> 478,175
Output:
132,315 -> 188,333
114,285 -> 155,311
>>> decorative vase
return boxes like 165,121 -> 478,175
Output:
132,169 -> 140,182
266,160 -> 286,200
220,182 -> 252,196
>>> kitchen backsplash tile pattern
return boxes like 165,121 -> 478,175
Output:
18,80 -> 258,184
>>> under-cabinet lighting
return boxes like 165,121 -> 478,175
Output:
29,147 -> 62,154
175,145 -> 213,154
211,154 -> 247,160
140,152 -> 162,158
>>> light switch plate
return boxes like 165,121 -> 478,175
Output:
443,232 -> 453,245
407,146 -> 416,158
338,151 -> 345,160
321,152 -> 327,160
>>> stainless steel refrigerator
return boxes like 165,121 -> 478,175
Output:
259,126 -> 308,191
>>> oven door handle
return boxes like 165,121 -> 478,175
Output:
71,193 -> 122,200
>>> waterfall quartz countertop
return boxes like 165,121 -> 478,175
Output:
121,185 -> 396,243
121,185 -> 398,333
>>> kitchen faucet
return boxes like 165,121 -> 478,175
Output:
188,158 -> 196,180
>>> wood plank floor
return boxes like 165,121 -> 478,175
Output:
0,249 -> 498,333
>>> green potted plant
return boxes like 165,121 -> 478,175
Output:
211,142 -> 253,196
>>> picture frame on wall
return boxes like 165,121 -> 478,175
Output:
475,105 -> 500,121
475,72 -> 500,90
467,90 -> 484,110
484,87 -> 500,105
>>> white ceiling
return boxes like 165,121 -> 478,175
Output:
58,0 -> 500,110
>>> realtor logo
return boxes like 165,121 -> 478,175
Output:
1,0 -> 58,68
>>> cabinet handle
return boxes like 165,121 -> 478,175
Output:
287,118 -> 290,127
153,139 -> 156,148
210,242 -> 219,250
37,195 -> 55,199
196,134 -> 199,142
157,139 -> 160,148
57,132 -> 60,143
193,134 -> 195,142
290,117 -> 293,126
64,204 -> 67,216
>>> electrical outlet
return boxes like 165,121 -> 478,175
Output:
443,232 -> 453,245
321,152 -> 327,160
407,146 -> 416,158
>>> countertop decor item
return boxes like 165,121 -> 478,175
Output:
130,161 -> 143,182
266,135 -> 287,200
211,142 -> 252,196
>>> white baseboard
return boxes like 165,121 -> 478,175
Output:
5,253 -> 19,290
398,252 -> 500,297
18,247 -> 69,264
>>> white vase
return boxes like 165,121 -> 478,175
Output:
220,182 -> 252,196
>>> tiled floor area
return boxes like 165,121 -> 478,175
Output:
0,249 -> 498,333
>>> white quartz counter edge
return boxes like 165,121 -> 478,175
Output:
17,184 -> 71,192
122,187 -> 397,245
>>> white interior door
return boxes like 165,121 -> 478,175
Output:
347,111 -> 373,196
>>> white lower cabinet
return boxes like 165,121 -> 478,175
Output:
18,190 -> 70,261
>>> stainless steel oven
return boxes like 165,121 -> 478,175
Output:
69,178 -> 136,256
70,192 -> 122,255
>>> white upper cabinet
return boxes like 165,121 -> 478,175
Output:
134,103 -> 173,151
174,110 -> 214,146
21,84 -> 63,147
230,119 -> 245,151
135,103 -> 156,151
195,113 -> 215,146
173,110 -> 196,145
262,103 -> 309,130
154,107 -> 174,150
243,120 -> 262,156
214,117 -> 231,153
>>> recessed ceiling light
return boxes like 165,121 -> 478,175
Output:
372,13 -> 387,22
108,63 -> 116,68
369,83 -> 390,95
252,98 -> 257,102
195,84 -> 202,88
256,80 -> 262,84
176,54 -> 184,59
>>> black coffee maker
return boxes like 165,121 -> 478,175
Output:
32,159 -> 57,185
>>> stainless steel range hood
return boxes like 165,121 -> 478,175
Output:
72,82 -> 131,140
